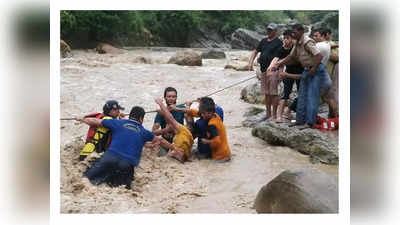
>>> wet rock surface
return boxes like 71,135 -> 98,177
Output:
61,48 -> 338,213
167,50 -> 202,66
243,107 -> 338,165
201,49 -> 226,59
254,168 -> 338,213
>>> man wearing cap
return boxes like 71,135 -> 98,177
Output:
78,100 -> 125,161
274,24 -> 332,129
248,23 -> 283,121
76,106 -> 168,190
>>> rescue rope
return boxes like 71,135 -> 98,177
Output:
61,74 -> 257,119
144,74 -> 257,113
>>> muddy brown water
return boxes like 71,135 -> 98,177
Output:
60,48 -> 338,213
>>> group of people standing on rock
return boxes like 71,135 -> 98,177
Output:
74,87 -> 231,190
248,23 -> 339,130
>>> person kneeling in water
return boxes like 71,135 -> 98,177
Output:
154,98 -> 194,163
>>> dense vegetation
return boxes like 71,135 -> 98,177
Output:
61,10 -> 338,47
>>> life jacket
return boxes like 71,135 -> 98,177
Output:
79,112 -> 113,159
313,115 -> 339,131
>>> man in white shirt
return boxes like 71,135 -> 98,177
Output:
313,28 -> 331,66
313,28 -> 337,118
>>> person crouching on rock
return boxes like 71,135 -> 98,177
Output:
76,106 -> 164,190
154,98 -> 194,163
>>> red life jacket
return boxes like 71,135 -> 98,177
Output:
83,112 -> 112,148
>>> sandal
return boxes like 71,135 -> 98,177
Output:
288,122 -> 305,127
298,124 -> 313,130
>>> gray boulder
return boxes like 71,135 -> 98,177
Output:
240,82 -> 265,104
167,51 -> 202,66
201,49 -> 226,59
254,168 -> 338,213
243,107 -> 338,164
231,28 -> 265,50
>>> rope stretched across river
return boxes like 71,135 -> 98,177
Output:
61,74 -> 257,120
145,75 -> 257,113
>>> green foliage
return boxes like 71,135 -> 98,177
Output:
60,10 -> 337,46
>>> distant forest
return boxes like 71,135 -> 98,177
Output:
61,10 -> 338,47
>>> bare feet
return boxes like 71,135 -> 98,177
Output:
167,149 -> 185,163
275,117 -> 283,123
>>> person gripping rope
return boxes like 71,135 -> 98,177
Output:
79,100 -> 125,161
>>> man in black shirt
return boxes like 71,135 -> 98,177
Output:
248,23 -> 283,121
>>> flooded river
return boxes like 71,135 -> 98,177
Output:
60,48 -> 338,213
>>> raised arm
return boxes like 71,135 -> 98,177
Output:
154,98 -> 180,133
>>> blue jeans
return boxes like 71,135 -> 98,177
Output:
84,151 -> 134,189
296,64 -> 332,124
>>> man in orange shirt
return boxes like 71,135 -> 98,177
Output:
187,97 -> 231,162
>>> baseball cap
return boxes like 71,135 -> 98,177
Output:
103,100 -> 125,113
267,23 -> 278,30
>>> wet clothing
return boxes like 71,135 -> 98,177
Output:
193,106 -> 224,158
154,104 -> 185,129
79,115 -> 113,161
173,125 -> 194,159
188,109 -> 231,160
84,119 -> 154,189
256,37 -> 283,72
84,151 -> 135,189
102,119 -> 154,166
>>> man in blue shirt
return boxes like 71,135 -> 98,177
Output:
152,87 -> 186,156
76,106 -> 164,190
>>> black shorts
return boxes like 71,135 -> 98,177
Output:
281,78 -> 300,100
84,151 -> 135,189
289,98 -> 298,112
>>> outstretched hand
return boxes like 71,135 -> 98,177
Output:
155,98 -> 164,105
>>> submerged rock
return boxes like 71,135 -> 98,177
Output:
254,168 -> 338,213
201,49 -> 226,59
167,51 -> 202,66
243,107 -> 338,164
224,63 -> 250,71
96,42 -> 123,54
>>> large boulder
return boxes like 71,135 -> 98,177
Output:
201,49 -> 226,59
230,28 -> 264,50
243,107 -> 338,164
254,168 -> 338,213
224,62 -> 250,71
167,51 -> 202,66
188,28 -> 231,49
240,81 -> 265,104
95,42 -> 123,54
60,40 -> 72,58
